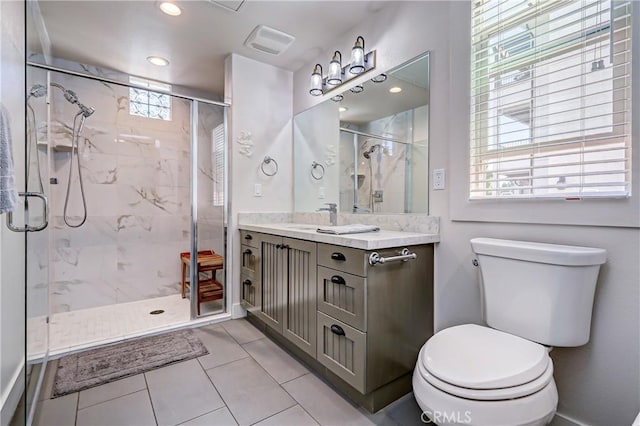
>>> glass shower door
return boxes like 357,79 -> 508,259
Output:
190,101 -> 227,317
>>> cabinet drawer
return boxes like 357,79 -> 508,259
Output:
317,244 -> 367,277
240,274 -> 259,311
317,266 -> 366,332
317,312 -> 366,393
241,244 -> 260,278
240,230 -> 260,248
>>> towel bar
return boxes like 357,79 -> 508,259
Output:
368,248 -> 417,266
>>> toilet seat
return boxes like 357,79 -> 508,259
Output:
420,324 -> 553,400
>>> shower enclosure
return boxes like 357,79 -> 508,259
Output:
339,105 -> 429,214
20,63 -> 228,422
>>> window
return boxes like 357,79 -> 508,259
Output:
470,0 -> 633,199
212,124 -> 225,206
129,77 -> 172,120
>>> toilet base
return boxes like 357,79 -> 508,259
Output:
412,365 -> 557,426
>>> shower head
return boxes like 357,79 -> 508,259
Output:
78,103 -> 95,118
64,89 -> 79,105
50,82 -> 80,106
28,84 -> 47,99
363,144 -> 381,159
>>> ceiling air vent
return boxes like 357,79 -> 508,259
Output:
244,25 -> 295,56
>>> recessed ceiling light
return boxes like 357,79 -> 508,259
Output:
147,56 -> 170,66
389,86 -> 402,93
339,106 -> 348,112
159,2 -> 182,16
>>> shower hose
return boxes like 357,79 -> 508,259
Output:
63,112 -> 88,228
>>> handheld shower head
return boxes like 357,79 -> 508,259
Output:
78,103 -> 95,118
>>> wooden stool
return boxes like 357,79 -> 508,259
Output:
180,250 -> 224,315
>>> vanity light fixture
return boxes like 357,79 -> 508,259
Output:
307,36 -> 376,97
327,51 -> 343,86
147,56 -> 170,66
371,73 -> 387,83
331,94 -> 344,102
309,64 -> 323,96
159,2 -> 182,16
339,106 -> 348,112
349,36 -> 366,74
389,86 -> 402,93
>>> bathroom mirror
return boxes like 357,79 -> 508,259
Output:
293,52 -> 430,214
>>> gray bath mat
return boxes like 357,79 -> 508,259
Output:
52,329 -> 208,397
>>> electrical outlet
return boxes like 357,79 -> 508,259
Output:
254,183 -> 262,197
433,169 -> 445,190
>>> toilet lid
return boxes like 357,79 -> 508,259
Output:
422,324 -> 549,389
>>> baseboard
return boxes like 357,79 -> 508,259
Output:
231,303 -> 246,319
551,412 -> 588,426
1,361 -> 25,426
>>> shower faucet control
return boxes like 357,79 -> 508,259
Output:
318,203 -> 338,226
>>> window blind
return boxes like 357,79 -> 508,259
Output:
470,0 -> 633,199
212,124 -> 225,206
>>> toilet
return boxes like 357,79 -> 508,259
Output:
413,238 -> 607,426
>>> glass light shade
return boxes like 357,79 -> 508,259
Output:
327,51 -> 342,85
331,94 -> 344,102
350,84 -> 364,93
309,64 -> 323,96
350,36 -> 365,74
371,73 -> 387,83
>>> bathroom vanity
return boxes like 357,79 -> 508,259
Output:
238,223 -> 437,412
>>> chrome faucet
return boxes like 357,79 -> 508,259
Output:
318,203 -> 338,226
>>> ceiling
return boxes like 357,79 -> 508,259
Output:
30,1 -> 391,96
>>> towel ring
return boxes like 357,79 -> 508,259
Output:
261,156 -> 278,177
311,161 -> 325,180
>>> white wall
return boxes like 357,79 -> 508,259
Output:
293,2 -> 639,425
0,0 -> 26,422
226,54 -> 293,314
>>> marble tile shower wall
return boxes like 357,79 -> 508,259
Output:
41,72 -> 223,314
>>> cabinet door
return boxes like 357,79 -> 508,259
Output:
258,234 -> 285,332
283,238 -> 317,357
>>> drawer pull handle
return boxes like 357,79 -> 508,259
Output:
331,252 -> 346,261
244,234 -> 253,240
330,275 -> 346,285
244,249 -> 252,255
243,279 -> 252,286
330,324 -> 345,336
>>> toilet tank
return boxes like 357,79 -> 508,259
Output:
470,238 -> 606,347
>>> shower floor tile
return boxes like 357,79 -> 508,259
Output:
27,294 -> 225,358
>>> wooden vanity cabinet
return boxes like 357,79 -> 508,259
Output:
239,229 -> 434,412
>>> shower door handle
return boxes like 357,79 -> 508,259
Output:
6,192 -> 49,232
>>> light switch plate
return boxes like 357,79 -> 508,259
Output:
254,183 -> 262,197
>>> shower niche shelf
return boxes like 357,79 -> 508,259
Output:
37,140 -> 75,152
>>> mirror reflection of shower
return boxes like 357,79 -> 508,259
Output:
361,140 -> 388,212
26,82 -> 95,228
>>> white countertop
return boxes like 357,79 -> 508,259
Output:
239,223 -> 439,250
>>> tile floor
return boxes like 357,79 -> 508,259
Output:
28,295 -> 225,360
34,319 -> 424,426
